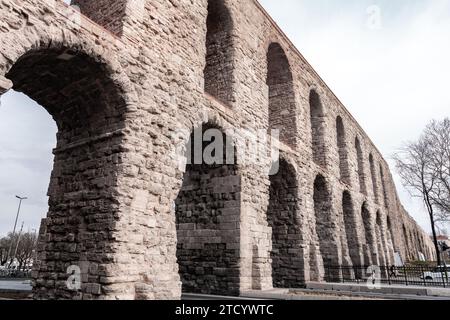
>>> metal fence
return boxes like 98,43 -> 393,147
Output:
324,265 -> 450,288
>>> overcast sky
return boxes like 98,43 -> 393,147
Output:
0,0 -> 449,237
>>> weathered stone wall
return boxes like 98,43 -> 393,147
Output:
72,0 -> 128,35
0,0 -> 435,300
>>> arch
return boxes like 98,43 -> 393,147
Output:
369,154 -> 379,204
313,175 -> 339,279
414,231 -> 422,258
386,215 -> 395,262
266,43 -> 296,147
376,211 -> 387,266
309,90 -> 327,166
0,26 -> 135,98
342,191 -> 363,267
7,49 -> 127,134
355,137 -> 367,195
336,116 -> 350,183
379,164 -> 389,208
175,123 -> 241,296
418,234 -> 425,257
267,157 -> 303,287
361,202 -> 376,265
2,45 -> 130,299
402,224 -> 410,261
387,216 -> 395,248
204,0 -> 235,105
409,230 -> 417,260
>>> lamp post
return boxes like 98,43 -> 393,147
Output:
6,195 -> 27,267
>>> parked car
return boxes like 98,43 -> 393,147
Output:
421,265 -> 450,282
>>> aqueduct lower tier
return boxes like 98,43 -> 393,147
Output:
0,0 -> 435,299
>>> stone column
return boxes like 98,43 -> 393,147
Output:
239,167 -> 273,292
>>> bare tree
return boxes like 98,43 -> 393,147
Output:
0,236 -> 10,266
393,118 -> 450,265
0,232 -> 37,269
426,118 -> 450,221
15,232 -> 38,271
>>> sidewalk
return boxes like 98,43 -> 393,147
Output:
306,281 -> 450,298
0,280 -> 32,300
240,282 -> 450,300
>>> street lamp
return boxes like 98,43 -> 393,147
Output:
6,195 -> 27,267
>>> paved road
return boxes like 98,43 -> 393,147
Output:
0,280 -> 32,291
1,280 -> 448,300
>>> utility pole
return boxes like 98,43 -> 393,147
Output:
6,195 -> 27,267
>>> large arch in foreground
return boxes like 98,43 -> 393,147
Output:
1,42 -> 132,299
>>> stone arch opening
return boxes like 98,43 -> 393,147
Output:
342,191 -> 362,267
266,43 -> 296,147
417,233 -> 425,257
409,230 -> 416,260
313,175 -> 338,279
369,154 -> 379,204
267,158 -> 303,288
309,90 -> 326,166
387,216 -> 395,253
204,0 -> 234,105
376,211 -> 387,266
5,49 -> 126,137
379,164 -> 389,208
2,47 -> 128,299
355,137 -> 367,195
402,224 -> 410,261
336,116 -> 350,184
361,202 -> 375,266
175,123 -> 241,296
414,231 -> 422,258
386,216 -> 396,263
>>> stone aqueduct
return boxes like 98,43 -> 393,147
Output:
0,0 -> 435,299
